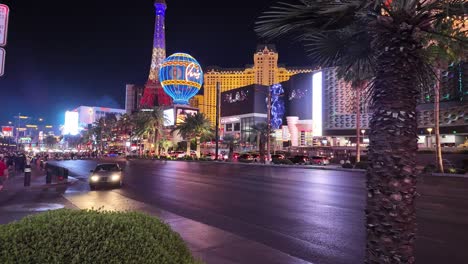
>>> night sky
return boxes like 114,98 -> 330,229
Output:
0,0 -> 310,126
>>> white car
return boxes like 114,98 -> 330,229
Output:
89,163 -> 123,190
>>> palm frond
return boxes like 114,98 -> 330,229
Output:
255,0 -> 365,40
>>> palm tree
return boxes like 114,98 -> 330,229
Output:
222,134 -> 239,161
134,107 -> 166,157
251,122 -> 269,162
424,26 -> 466,173
256,1 -> 467,262
173,113 -> 212,158
44,135 -> 58,149
337,67 -> 373,163
159,138 -> 173,156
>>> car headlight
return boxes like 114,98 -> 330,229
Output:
90,175 -> 100,182
111,174 -> 121,182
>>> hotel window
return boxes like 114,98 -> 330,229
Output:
234,123 -> 240,131
226,124 -> 233,132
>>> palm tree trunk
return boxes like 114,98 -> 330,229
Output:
434,69 -> 444,173
186,139 -> 191,157
196,136 -> 201,158
356,85 -> 361,163
366,31 -> 419,264
154,128 -> 160,157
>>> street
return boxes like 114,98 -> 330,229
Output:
44,159 -> 468,264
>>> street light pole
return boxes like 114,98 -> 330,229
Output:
215,82 -> 220,161
426,127 -> 433,148
266,86 -> 272,164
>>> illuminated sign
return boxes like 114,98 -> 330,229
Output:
0,48 -> 4,77
19,116 -> 28,119
45,125 -> 53,128
0,4 -> 9,46
176,108 -> 198,125
2,126 -> 13,137
159,53 -> 204,105
64,111 -> 79,135
312,71 -> 323,137
185,63 -> 202,80
163,108 -> 175,127
26,125 -> 38,128
220,117 -> 240,124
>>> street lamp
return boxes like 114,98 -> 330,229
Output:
426,127 -> 433,148
360,129 -> 366,145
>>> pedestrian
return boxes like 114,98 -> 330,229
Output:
0,157 -> 8,191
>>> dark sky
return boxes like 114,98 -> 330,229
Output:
0,0 -> 310,126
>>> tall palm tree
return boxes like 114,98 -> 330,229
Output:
222,134 -> 239,161
44,135 -> 58,149
159,138 -> 173,156
134,107 -> 166,156
251,122 -> 269,162
173,113 -> 212,158
424,25 -> 467,173
256,1 -> 467,263
337,67 -> 373,163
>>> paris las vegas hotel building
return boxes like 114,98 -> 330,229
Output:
191,45 -> 468,149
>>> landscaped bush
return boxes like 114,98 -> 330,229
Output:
354,162 -> 368,169
0,209 -> 201,264
463,159 -> 468,171
342,163 -> 354,169
184,155 -> 194,161
423,164 -> 437,173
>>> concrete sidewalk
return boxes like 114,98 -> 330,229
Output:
63,186 -> 312,264
0,168 -> 79,224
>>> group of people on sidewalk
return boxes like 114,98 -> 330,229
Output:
0,152 -> 29,191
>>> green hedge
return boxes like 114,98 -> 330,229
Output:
342,163 -> 353,169
0,209 -> 201,264
354,162 -> 368,170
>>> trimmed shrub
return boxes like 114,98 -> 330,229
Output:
354,162 -> 368,170
342,163 -> 354,169
423,164 -> 437,173
463,159 -> 468,171
0,209 -> 201,264
184,156 -> 194,161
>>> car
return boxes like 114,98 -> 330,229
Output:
204,153 -> 225,160
271,154 -> 285,160
232,152 -> 240,160
89,163 -> 123,190
238,153 -> 253,161
288,155 -> 310,165
170,151 -> 186,158
310,156 -> 330,165
251,153 -> 260,162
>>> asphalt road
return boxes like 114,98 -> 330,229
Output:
53,159 -> 468,264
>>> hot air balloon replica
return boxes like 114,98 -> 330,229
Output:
159,53 -> 204,105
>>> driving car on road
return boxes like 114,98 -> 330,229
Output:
310,156 -> 330,165
288,155 -> 310,165
89,163 -> 123,190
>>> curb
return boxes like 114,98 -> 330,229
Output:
430,172 -> 468,178
28,176 -> 79,190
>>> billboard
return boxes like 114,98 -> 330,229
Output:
221,84 -> 268,117
163,108 -> 175,127
176,107 -> 198,125
2,126 -> 13,137
64,111 -> 79,135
